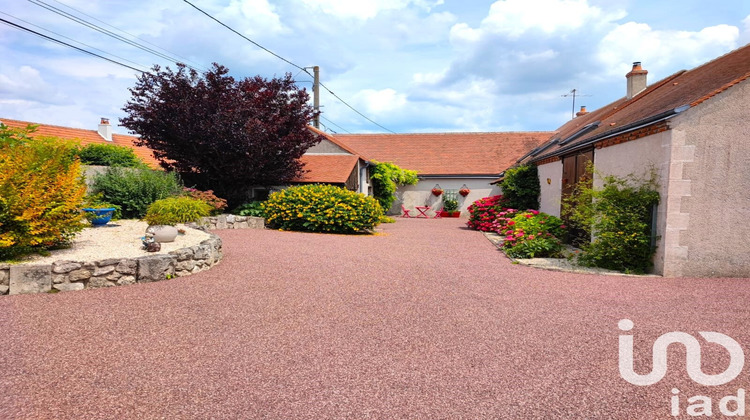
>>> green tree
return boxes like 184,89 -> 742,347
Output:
500,164 -> 540,210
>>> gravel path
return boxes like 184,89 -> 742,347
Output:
2,218 -> 749,419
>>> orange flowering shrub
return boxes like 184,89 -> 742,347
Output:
0,124 -> 87,259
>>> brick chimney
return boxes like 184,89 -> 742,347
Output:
97,117 -> 113,141
575,106 -> 589,117
626,61 -> 648,99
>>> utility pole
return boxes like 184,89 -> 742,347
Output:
313,66 -> 320,129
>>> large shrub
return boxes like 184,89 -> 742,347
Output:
0,125 -> 86,259
77,143 -> 147,168
466,195 -> 508,231
144,197 -> 212,226
500,164 -> 540,210
233,201 -> 265,218
264,184 -> 383,234
91,167 -> 183,218
563,167 -> 660,273
121,63 -> 321,206
501,210 -> 566,258
370,162 -> 418,211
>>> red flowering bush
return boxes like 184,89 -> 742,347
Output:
184,188 -> 227,215
502,211 -> 567,258
466,195 -> 508,231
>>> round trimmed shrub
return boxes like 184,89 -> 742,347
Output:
144,197 -> 212,226
264,184 -> 383,234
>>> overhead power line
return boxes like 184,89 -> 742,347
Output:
320,115 -> 351,134
46,0 -> 206,71
27,0 -> 205,72
0,11 -> 148,70
182,0 -> 395,134
0,17 -> 146,72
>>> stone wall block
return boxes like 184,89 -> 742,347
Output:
96,258 -> 122,267
137,255 -> 176,283
69,269 -> 92,282
93,265 -> 115,277
115,260 -> 137,275
117,276 -> 136,286
88,277 -> 115,288
54,283 -> 84,292
169,248 -> 194,261
0,268 -> 9,286
9,265 -> 52,295
52,261 -> 82,274
176,260 -> 196,272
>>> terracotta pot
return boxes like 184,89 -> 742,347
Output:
147,225 -> 179,243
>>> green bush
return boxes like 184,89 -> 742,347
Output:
91,167 -> 183,218
77,143 -> 148,168
233,201 -> 265,218
144,197 -> 212,226
0,124 -> 86,260
500,164 -> 540,210
264,184 -> 383,234
563,166 -> 660,273
370,162 -> 418,211
501,210 -> 566,258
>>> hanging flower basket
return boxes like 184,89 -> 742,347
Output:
431,184 -> 443,196
459,187 -> 470,197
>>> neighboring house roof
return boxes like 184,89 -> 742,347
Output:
292,154 -> 360,184
530,42 -> 750,163
334,132 -> 552,177
0,118 -> 160,168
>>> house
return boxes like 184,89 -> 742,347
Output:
512,43 -> 750,277
289,126 -> 370,196
334,132 -> 551,214
0,117 -> 160,169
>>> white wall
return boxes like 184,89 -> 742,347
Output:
395,178 -> 502,217
537,161 -> 563,217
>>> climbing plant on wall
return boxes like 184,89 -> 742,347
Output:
370,162 -> 418,211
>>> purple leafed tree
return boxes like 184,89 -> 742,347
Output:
121,63 -> 321,205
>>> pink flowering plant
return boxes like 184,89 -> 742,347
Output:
466,195 -> 508,231
183,187 -> 227,215
501,211 -> 567,258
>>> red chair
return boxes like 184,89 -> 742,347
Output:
433,207 -> 442,219
401,205 -> 413,218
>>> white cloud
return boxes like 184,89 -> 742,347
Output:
220,0 -> 286,36
299,0 -> 443,20
452,0 -> 625,41
354,88 -> 407,115
598,22 -> 740,78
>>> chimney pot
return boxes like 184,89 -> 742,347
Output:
575,106 -> 589,117
626,61 -> 648,99
97,117 -> 113,141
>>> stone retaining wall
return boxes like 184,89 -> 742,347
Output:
200,214 -> 264,230
0,234 -> 222,296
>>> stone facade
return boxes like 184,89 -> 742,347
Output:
199,214 -> 264,230
1,234 -> 223,296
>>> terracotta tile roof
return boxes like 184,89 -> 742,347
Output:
292,154 -> 359,184
307,126 -> 365,157
0,118 -> 161,168
334,132 -> 552,176
533,42 -> 750,160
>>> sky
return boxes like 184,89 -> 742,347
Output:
1,0 -> 749,135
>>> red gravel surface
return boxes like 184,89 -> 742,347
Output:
2,218 -> 750,419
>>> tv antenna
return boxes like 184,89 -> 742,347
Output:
561,89 -> 592,119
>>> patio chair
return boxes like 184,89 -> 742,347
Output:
433,207 -> 442,219
401,205 -> 413,218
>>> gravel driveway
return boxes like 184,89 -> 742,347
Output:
2,218 -> 749,419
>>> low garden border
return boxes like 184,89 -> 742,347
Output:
0,232 -> 223,296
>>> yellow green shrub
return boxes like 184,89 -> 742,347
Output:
0,124 -> 87,259
264,184 -> 383,234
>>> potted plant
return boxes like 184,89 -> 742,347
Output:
432,184 -> 444,196
458,185 -> 470,197
442,199 -> 460,217
144,196 -> 212,243
82,195 -> 120,226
